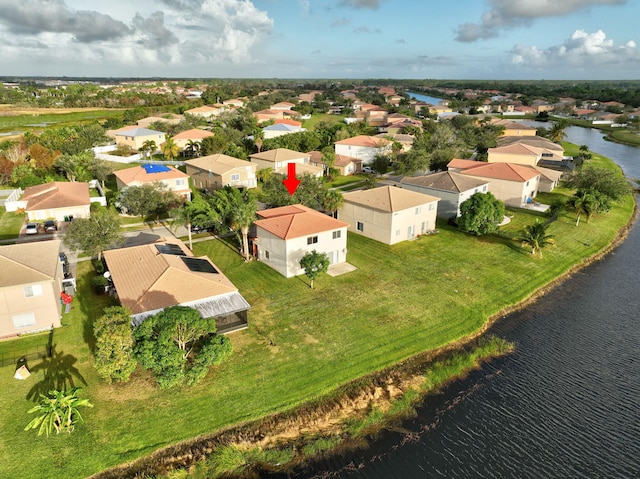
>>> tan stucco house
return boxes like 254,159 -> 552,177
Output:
0,240 -> 65,338
21,181 -> 91,221
249,148 -> 323,177
184,154 -> 257,191
172,129 -> 214,152
458,162 -> 541,207
253,204 -> 349,278
334,135 -> 391,165
401,172 -> 490,219
113,128 -> 166,151
103,238 -> 250,334
113,165 -> 191,200
338,186 -> 439,245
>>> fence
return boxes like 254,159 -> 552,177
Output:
2,188 -> 24,211
0,342 -> 51,368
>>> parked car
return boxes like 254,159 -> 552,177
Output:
25,223 -> 39,235
362,166 -> 376,174
44,220 -> 57,233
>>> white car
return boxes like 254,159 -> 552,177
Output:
362,166 -> 375,174
25,223 -> 39,235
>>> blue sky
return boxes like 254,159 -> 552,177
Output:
0,0 -> 638,79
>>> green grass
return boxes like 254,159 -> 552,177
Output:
325,174 -> 366,189
301,113 -> 345,130
0,109 -> 123,135
0,206 -> 25,240
0,154 -> 634,479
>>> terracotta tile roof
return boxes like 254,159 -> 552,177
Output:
0,240 -> 61,287
401,172 -> 488,193
114,165 -> 189,185
185,105 -> 219,113
172,129 -> 214,140
274,119 -> 302,127
271,101 -> 296,109
334,135 -> 390,147
274,163 -> 322,177
255,204 -> 348,240
499,136 -> 564,151
490,143 -> 542,156
495,120 -> 537,130
22,182 -> 90,211
184,154 -> 254,174
334,154 -> 361,167
249,148 -> 309,163
103,238 -> 238,315
343,186 -> 439,213
532,165 -> 563,181
447,158 -> 483,170
460,163 -> 540,182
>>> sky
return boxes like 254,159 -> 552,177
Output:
0,0 -> 639,80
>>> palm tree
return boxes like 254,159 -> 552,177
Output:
140,140 -> 157,159
161,137 -> 180,161
184,139 -> 201,158
322,189 -> 344,218
548,120 -> 568,144
24,388 -> 93,437
516,220 -> 555,258
170,195 -> 217,250
231,197 -> 257,262
568,191 -> 596,226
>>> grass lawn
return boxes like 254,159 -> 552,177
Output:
0,155 -> 634,478
0,109 -> 123,137
0,206 -> 25,240
301,113 -> 345,130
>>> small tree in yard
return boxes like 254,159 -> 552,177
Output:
133,306 -> 232,388
299,250 -> 330,289
63,208 -> 124,260
25,388 -> 93,437
458,192 -> 505,236
516,220 -> 555,258
93,306 -> 137,383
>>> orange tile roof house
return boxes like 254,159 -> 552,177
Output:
21,181 -> 90,221
0,240 -> 66,338
455,162 -> 541,207
103,238 -> 250,333
172,128 -> 214,152
113,164 -> 191,200
338,186 -> 439,245
401,172 -> 490,218
184,154 -> 257,191
253,204 -> 349,278
184,105 -> 224,120
334,135 -> 391,164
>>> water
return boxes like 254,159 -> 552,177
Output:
272,130 -> 640,478
406,91 -> 446,106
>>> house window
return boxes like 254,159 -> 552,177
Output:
12,312 -> 36,329
526,181 -> 530,186
428,203 -> 434,211
415,206 -> 422,215
396,229 -> 400,236
230,174 -> 240,181
265,250 -> 270,260
422,221 -> 428,233
332,230 -> 341,239
307,236 -> 318,245
24,285 -> 43,298
175,179 -> 186,186
357,222 -> 364,232
483,185 -> 487,192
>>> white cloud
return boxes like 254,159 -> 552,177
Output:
511,29 -> 639,68
0,0 -> 274,73
456,0 -> 625,42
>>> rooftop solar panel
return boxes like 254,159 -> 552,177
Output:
155,244 -> 186,256
181,257 -> 218,273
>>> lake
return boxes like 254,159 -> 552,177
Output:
269,126 -> 640,478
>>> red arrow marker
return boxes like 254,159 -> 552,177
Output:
283,162 -> 301,195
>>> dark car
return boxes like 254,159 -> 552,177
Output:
43,220 -> 57,233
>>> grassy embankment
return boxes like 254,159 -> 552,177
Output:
0,151 -> 634,479
0,106 -> 123,140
